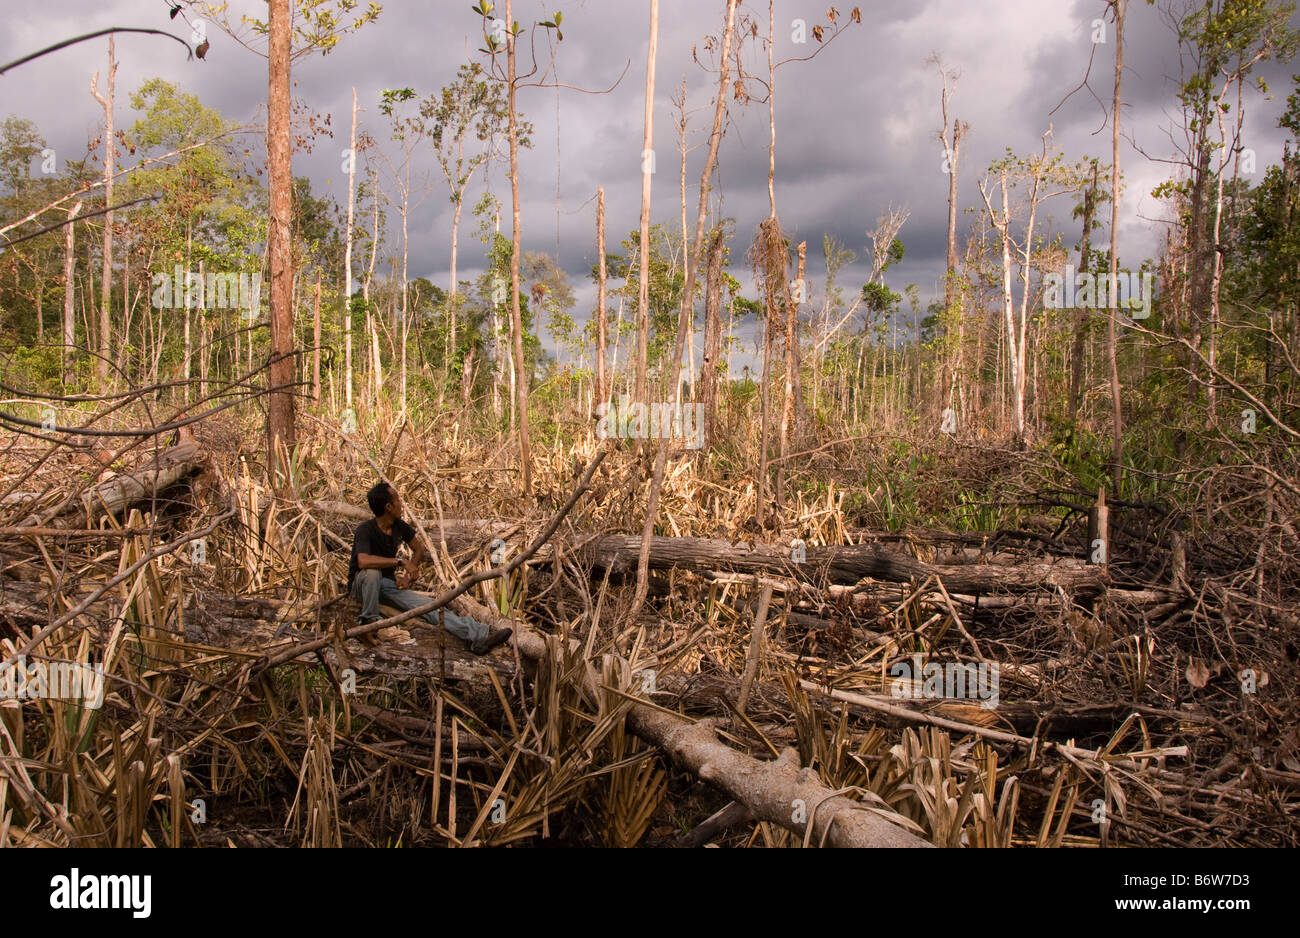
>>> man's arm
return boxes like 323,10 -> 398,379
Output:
355,524 -> 401,573
399,520 -> 428,580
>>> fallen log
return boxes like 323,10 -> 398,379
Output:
67,440 -> 205,526
183,592 -> 512,686
166,587 -> 933,846
305,508 -> 1107,598
627,709 -> 931,847
445,593 -> 933,847
580,534 -> 1107,595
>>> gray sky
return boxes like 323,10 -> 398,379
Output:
5,0 -> 1299,362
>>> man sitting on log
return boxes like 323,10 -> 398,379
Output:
348,481 -> 512,655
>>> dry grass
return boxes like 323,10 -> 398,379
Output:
1,390 -> 1297,848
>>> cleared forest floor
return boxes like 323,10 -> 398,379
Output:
2,401 -> 1297,847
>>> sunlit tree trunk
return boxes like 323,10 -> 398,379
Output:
506,0 -> 532,493
1107,0 -> 1127,492
62,201 -> 83,387
595,186 -> 608,411
344,88 -> 358,410
635,0 -> 659,407
266,0 -> 297,479
90,36 -> 117,387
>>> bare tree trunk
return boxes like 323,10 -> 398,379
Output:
62,201 -> 83,386
461,344 -> 475,405
400,165 -> 410,416
505,0 -> 532,494
267,0 -> 297,480
988,172 -> 1020,439
678,78 -> 693,404
344,88 -> 358,410
1208,105 -> 1228,426
365,168 -> 382,401
183,223 -> 192,402
312,270 -> 322,402
449,174 -> 467,363
699,228 -> 725,446
757,0 -> 779,523
945,120 -> 965,307
629,0 -> 737,622
782,240 -> 804,458
35,272 -> 44,343
635,0 -> 659,407
90,36 -> 117,387
595,186 -> 608,411
1069,164 -> 1098,424
1107,0 -> 1126,492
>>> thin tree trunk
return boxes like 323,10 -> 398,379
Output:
636,0 -> 660,407
312,269 -> 322,402
267,0 -> 297,479
62,201 -> 83,386
629,0 -> 738,622
679,78 -> 693,404
595,186 -> 608,411
365,168 -> 382,400
401,163 -> 410,416
699,228 -> 725,446
344,88 -> 358,410
90,36 -> 117,387
505,0 -> 532,493
449,190 -> 464,384
1107,0 -> 1126,492
1068,165 -> 1098,424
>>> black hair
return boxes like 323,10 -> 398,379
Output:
366,481 -> 395,517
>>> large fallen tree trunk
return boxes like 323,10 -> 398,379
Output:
626,708 -> 931,847
71,440 -> 205,527
579,535 -> 1107,594
445,593 -> 933,847
305,505 -> 1104,597
184,592 -> 513,686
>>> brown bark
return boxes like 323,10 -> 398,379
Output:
505,0 -> 531,494
699,227 -> 725,444
1068,164 -> 1099,424
585,534 -> 1108,595
1107,0 -> 1126,492
62,201 -> 83,386
266,0 -> 297,480
595,186 -> 608,412
312,270 -> 322,402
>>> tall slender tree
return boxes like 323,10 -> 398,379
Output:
89,36 -> 117,387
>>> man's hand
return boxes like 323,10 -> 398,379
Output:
396,556 -> 419,589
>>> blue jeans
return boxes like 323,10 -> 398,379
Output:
350,568 -> 489,645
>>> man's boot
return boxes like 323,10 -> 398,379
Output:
471,627 -> 513,655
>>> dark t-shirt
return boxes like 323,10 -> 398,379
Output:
348,517 -> 416,588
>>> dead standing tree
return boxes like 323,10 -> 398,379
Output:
628,0 -> 740,623
471,1 -> 627,495
730,4 -> 861,524
187,0 -> 381,484
929,53 -> 968,416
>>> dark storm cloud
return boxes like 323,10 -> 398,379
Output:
4,0 -> 1298,360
